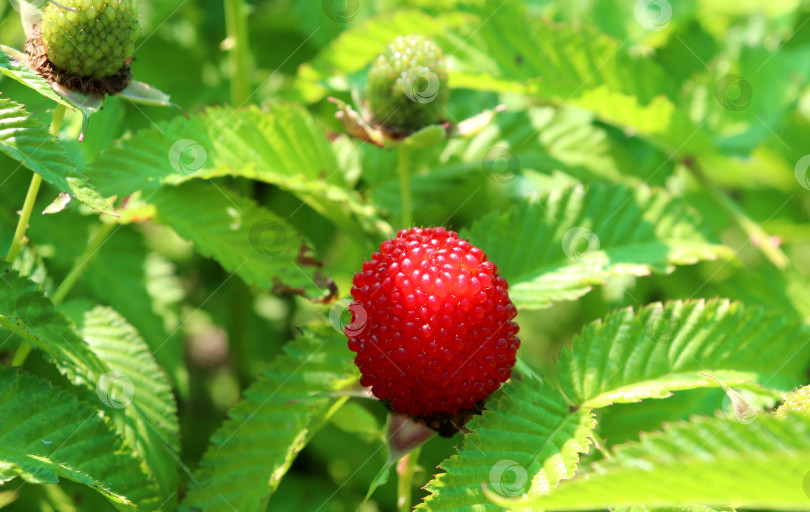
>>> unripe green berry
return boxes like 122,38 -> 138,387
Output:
366,35 -> 449,133
775,385 -> 810,418
41,0 -> 141,79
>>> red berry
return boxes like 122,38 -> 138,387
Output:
346,227 -> 519,419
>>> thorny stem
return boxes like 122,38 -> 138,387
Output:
5,105 -> 66,264
398,147 -> 413,227
397,446 -> 421,512
686,157 -> 789,269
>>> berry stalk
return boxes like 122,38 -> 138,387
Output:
396,446 -> 421,512
398,147 -> 412,227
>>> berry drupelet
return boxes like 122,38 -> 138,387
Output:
346,227 -> 519,434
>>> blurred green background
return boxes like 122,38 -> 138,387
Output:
1,0 -> 810,510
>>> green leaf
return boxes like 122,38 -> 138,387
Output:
465,183 -> 732,309
447,3 -> 711,154
0,97 -> 115,216
328,401 -> 383,441
149,181 -> 330,299
558,299 -> 810,408
89,104 -> 389,243
493,413 -> 810,510
417,376 -> 595,512
178,323 -> 359,512
0,366 -> 161,510
614,507 -> 731,512
0,264 -> 178,505
64,303 -> 180,509
711,264 -> 810,321
0,45 -> 103,131
596,388 -> 726,447
0,45 -> 77,111
297,5 -> 710,156
450,4 -> 674,102
81,227 -> 188,395
0,263 -> 112,382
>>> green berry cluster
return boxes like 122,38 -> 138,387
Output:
41,0 -> 141,79
366,35 -> 449,132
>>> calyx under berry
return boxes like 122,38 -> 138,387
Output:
345,227 -> 519,436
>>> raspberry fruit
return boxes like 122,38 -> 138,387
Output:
25,0 -> 140,94
346,227 -> 519,433
366,35 -> 449,134
42,0 -> 140,79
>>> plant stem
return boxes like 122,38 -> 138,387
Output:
224,0 -> 251,106
224,0 -> 253,200
10,341 -> 32,367
12,220 -> 113,368
5,105 -> 66,264
51,221 -> 116,305
9,105 -> 67,367
686,158 -> 789,269
398,147 -> 413,227
397,446 -> 421,512
5,175 -> 42,264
